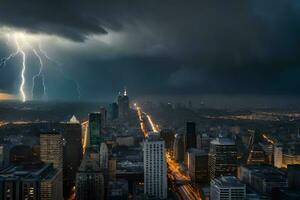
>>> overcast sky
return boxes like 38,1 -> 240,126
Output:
0,0 -> 300,102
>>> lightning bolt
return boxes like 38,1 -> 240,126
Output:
14,38 -> 27,102
38,45 -> 81,100
31,48 -> 46,100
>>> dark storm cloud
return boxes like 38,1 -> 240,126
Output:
1,0 -> 300,98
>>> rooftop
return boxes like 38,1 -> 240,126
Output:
212,176 -> 245,188
211,137 -> 235,145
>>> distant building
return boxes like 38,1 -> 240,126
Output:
143,132 -> 167,199
173,133 -> 185,163
32,75 -> 45,101
197,133 -> 211,151
208,137 -> 237,180
186,122 -> 196,150
210,176 -> 246,200
99,142 -> 108,170
239,165 -> 287,195
108,159 -> 117,181
88,112 -> 102,147
118,88 -> 130,119
40,132 -> 63,169
247,144 -> 266,165
109,102 -> 119,120
274,143 -> 300,168
76,150 -> 104,200
187,148 -> 209,184
160,129 -> 175,155
116,136 -> 135,146
0,163 -> 63,200
100,107 -> 107,128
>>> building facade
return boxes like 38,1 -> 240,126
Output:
208,137 -> 237,180
210,176 -> 246,200
143,132 -> 167,199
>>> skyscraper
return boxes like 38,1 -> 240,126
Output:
76,150 -> 104,200
117,88 -> 130,119
208,137 -> 237,180
187,148 -> 209,184
62,116 -> 83,198
173,133 -> 185,163
99,142 -> 108,170
109,102 -> 119,120
40,132 -> 63,169
100,107 -> 107,128
88,112 -> 102,147
186,122 -> 196,150
144,132 -> 168,199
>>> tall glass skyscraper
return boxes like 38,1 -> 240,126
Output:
89,112 -> 102,147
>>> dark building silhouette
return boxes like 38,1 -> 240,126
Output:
9,145 -> 40,165
160,129 -> 175,155
117,88 -> 130,119
186,122 -> 196,150
109,102 -> 119,120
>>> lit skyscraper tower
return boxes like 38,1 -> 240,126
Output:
88,112 -> 102,147
117,88 -> 130,119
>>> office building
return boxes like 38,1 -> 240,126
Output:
62,117 -> 83,198
109,102 -> 119,120
197,133 -> 211,151
208,137 -> 237,179
0,163 -> 63,200
76,150 -> 104,200
274,143 -> 300,168
239,165 -> 287,195
144,132 -> 167,199
117,88 -> 130,119
210,176 -> 246,200
99,142 -> 108,170
100,107 -> 107,128
88,112 -> 102,147
173,133 -> 185,163
160,129 -> 175,155
186,122 -> 196,150
40,132 -> 63,169
187,148 -> 209,184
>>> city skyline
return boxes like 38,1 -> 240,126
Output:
0,0 -> 300,103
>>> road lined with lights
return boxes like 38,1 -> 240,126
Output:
134,104 -> 202,200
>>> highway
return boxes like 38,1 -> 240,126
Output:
134,104 -> 202,200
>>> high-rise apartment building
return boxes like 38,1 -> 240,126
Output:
144,132 -> 167,199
